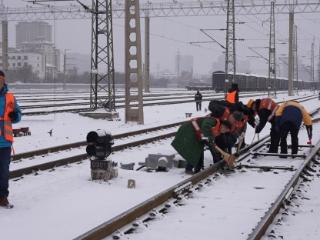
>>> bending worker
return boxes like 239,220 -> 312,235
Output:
272,100 -> 312,155
247,98 -> 278,153
171,116 -> 234,174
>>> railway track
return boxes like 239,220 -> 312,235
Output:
21,91 -> 287,115
72,108 -> 320,240
10,123 -> 182,179
3,96 -> 318,239
13,94 -> 318,163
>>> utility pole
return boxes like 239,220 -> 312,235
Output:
125,0 -> 144,124
268,1 -> 276,97
293,25 -> 299,93
90,0 -> 116,113
318,43 -> 320,89
63,49 -> 68,90
288,7 -> 294,96
311,39 -> 315,90
0,1 -> 8,72
144,15 -> 150,93
225,0 -> 236,91
1,20 -> 8,72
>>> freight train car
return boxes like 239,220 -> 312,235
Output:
212,71 -> 318,92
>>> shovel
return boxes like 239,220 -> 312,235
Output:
213,144 -> 237,168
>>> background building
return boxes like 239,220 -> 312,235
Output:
16,21 -> 52,49
175,51 -> 194,86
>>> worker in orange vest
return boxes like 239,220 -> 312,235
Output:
247,98 -> 278,152
0,70 -> 21,209
226,83 -> 239,104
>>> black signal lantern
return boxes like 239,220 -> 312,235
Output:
86,130 -> 114,160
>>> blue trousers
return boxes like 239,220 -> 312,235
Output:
0,147 -> 11,197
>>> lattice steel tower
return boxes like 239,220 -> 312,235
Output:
268,1 -> 276,96
224,0 -> 236,89
90,0 -> 115,112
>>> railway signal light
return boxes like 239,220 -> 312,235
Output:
86,130 -> 114,160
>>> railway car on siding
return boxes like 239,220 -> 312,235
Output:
211,70 -> 319,92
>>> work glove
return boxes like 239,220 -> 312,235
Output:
306,125 -> 313,144
8,111 -> 18,122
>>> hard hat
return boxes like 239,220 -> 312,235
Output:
247,99 -> 254,108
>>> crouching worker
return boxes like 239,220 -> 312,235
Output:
171,117 -> 234,174
273,100 -> 312,156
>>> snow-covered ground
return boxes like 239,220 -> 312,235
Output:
0,89 -> 319,240
262,161 -> 320,240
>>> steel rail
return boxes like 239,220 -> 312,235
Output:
74,134 -> 271,240
18,92 -> 311,110
15,94 -> 318,161
13,121 -> 186,161
22,93 -> 317,116
74,107 -> 320,240
10,131 -> 177,179
247,139 -> 320,240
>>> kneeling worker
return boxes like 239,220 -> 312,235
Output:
273,100 -> 312,155
171,117 -> 234,174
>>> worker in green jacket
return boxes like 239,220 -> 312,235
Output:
171,117 -> 232,174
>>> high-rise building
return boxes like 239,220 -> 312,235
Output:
16,21 -> 52,48
175,52 -> 193,81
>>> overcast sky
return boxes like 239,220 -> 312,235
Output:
2,0 -> 320,76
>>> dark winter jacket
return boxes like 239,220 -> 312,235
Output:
194,92 -> 203,102
171,118 -> 217,168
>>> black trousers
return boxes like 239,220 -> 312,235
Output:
0,147 -> 11,198
269,123 -> 280,153
196,102 -> 202,111
280,122 -> 299,154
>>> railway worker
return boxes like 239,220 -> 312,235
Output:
208,100 -> 255,150
194,90 -> 203,111
171,116 -> 234,174
0,70 -> 22,208
226,83 -> 239,104
247,98 -> 279,153
272,100 -> 312,156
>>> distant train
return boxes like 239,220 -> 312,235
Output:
212,71 -> 318,92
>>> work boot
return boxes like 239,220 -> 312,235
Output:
0,197 -> 13,208
0,196 -> 9,206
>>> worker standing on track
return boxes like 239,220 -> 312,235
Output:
171,117 -> 234,174
194,90 -> 203,111
272,100 -> 312,156
0,70 -> 22,209
247,98 -> 279,153
226,83 -> 239,104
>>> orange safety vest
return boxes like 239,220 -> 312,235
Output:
259,98 -> 277,111
0,92 -> 15,142
226,91 -> 237,104
210,119 -> 222,137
